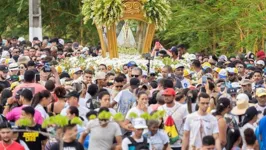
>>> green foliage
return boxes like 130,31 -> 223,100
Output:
140,112 -> 150,120
129,112 -> 138,119
0,0 -> 99,45
16,118 -> 32,127
157,0 -> 266,54
82,0 -> 124,27
98,111 -> 112,120
142,0 -> 172,30
71,117 -> 83,125
113,112 -> 125,122
89,114 -> 97,120
42,115 -> 83,128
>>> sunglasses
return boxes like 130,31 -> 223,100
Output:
131,75 -> 139,78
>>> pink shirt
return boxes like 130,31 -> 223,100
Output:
12,82 -> 46,97
6,105 -> 44,124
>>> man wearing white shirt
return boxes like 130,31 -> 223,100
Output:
182,93 -> 221,150
158,88 -> 188,150
60,91 -> 89,122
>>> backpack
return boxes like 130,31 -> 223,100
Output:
86,98 -> 100,111
163,105 -> 181,145
127,136 -> 149,150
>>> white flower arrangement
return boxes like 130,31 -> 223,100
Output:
58,53 -> 194,75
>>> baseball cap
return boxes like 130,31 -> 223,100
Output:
0,65 -> 8,73
256,60 -> 265,66
245,52 -> 255,60
127,61 -> 137,67
218,69 -> 227,79
176,64 -> 184,69
256,50 -> 266,60
227,67 -> 238,74
162,88 -> 175,96
202,62 -> 211,70
33,37 -> 39,41
239,79 -> 252,86
256,88 -> 266,97
65,91 -> 80,98
71,67 -> 82,74
132,118 -> 148,129
170,46 -> 178,53
227,88 -> 237,95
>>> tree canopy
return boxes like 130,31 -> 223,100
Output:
1,0 -> 266,54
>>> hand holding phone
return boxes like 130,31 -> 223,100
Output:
202,75 -> 207,85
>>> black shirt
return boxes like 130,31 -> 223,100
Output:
0,80 -> 10,88
18,124 -> 48,150
50,140 -> 84,150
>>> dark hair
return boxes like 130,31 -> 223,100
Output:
99,64 -> 107,69
137,91 -> 148,99
84,69 -> 94,75
68,106 -> 79,117
177,44 -> 186,49
63,123 -> 76,133
213,98 -> 230,116
202,135 -> 215,146
0,89 -> 12,106
241,106 -> 258,127
86,110 -> 98,120
117,73 -> 127,80
192,60 -> 201,68
187,89 -> 199,113
20,89 -> 33,101
114,76 -> 124,83
98,107 -> 109,114
106,72 -> 115,78
198,92 -> 210,101
31,90 -> 51,108
45,80 -> 55,92
163,79 -> 174,89
208,82 -> 215,91
54,86 -> 66,98
244,128 -> 256,145
98,91 -> 110,100
87,84 -> 98,97
150,111 -> 164,129
150,81 -> 158,89
226,128 -> 241,150
24,70 -> 35,82
22,106 -> 35,117
0,122 -> 11,129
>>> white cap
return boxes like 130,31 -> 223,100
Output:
256,60 -> 265,66
132,118 -> 147,129
176,64 -> 184,69
9,63 -> 19,71
236,93 -> 249,102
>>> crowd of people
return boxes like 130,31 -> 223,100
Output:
0,36 -> 265,150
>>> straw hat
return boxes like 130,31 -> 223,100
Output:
231,93 -> 254,115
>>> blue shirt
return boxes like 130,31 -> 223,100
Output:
259,116 -> 266,150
